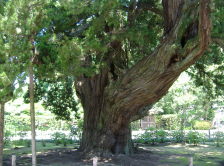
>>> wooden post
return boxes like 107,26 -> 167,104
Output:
11,155 -> 16,166
189,157 -> 193,166
93,157 -> 98,166
208,129 -> 211,140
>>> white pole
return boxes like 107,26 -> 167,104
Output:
189,157 -> 193,166
11,155 -> 16,166
93,156 -> 98,166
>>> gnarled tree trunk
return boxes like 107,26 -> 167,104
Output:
75,0 -> 211,156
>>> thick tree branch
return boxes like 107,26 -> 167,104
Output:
108,0 -> 211,124
162,0 -> 184,34
172,0 -> 211,71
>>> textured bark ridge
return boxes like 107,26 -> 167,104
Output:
162,0 -> 184,34
76,0 -> 211,157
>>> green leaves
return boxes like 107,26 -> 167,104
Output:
0,72 -> 13,103
23,77 -> 79,120
0,72 -> 11,87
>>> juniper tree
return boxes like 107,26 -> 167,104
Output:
0,72 -> 13,166
1,0 -> 224,157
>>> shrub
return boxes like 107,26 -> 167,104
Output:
133,136 -> 145,144
25,140 -> 31,147
41,140 -> 46,147
131,120 -> 141,130
213,131 -> 224,147
69,120 -> 83,142
51,132 -> 67,145
145,128 -> 157,145
138,130 -> 156,145
193,121 -> 211,130
4,130 -> 12,146
133,128 -> 167,145
186,131 -> 202,146
159,114 -> 178,130
155,130 -> 167,143
171,130 -> 185,143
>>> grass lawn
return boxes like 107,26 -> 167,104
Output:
143,143 -> 224,166
3,141 -> 77,156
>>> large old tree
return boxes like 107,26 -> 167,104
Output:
75,0 -> 212,155
1,0 -> 224,157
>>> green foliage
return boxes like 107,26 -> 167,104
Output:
12,139 -> 31,148
158,114 -> 178,130
41,140 -> 46,147
186,131 -> 203,146
213,131 -> 224,147
0,72 -> 13,103
154,74 -> 217,130
134,128 -> 167,145
51,132 -> 66,145
24,77 -> 79,120
155,129 -> 167,143
4,130 -> 13,147
51,132 -> 71,146
193,121 -> 211,130
4,99 -> 82,148
69,119 -> 83,142
0,0 -> 163,80
171,130 -> 185,143
131,120 -> 141,130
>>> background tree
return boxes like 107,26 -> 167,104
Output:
2,1 -> 51,165
154,74 -> 217,130
0,72 -> 13,166
0,2 -> 20,163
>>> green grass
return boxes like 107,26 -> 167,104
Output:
3,141 -> 77,157
143,143 -> 224,166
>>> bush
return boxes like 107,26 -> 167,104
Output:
193,121 -> 211,130
25,140 -> 31,147
41,140 -> 46,147
158,114 -> 178,130
133,128 -> 167,145
155,130 -> 167,143
213,131 -> 224,147
12,139 -> 30,147
4,130 -> 12,146
69,120 -> 83,142
186,131 -> 202,146
131,120 -> 141,130
51,132 -> 67,145
171,130 -> 185,143
133,129 -> 155,145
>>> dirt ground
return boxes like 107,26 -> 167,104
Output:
3,144 -> 224,166
4,148 -> 158,166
